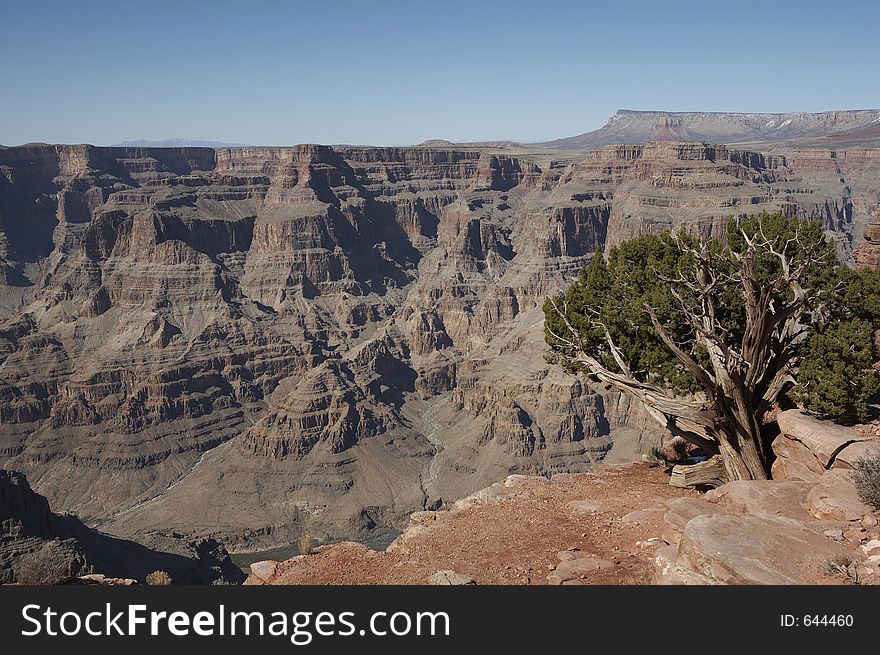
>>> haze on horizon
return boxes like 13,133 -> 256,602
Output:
2,0 -> 879,147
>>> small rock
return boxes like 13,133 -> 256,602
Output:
548,553 -> 615,584
429,570 -> 476,585
620,508 -> 663,525
249,560 -> 279,583
77,574 -> 137,586
844,526 -> 867,543
862,515 -> 878,528
569,499 -> 602,513
861,539 -> 880,556
823,528 -> 845,542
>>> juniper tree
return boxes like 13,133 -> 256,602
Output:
792,263 -> 880,424
543,213 -> 878,481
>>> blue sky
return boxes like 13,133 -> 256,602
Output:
2,0 -> 879,146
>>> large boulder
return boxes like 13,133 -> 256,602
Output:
705,480 -> 814,521
665,514 -> 855,584
805,469 -> 874,522
833,439 -> 880,470
664,497 -> 722,531
773,411 -> 876,478
771,437 -> 824,482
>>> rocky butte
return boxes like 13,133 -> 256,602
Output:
0,130 -> 879,554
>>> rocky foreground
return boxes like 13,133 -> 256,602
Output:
246,411 -> 880,585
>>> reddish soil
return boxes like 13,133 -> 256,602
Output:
258,463 -> 700,585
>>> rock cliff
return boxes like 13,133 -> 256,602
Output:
855,209 -> 880,268
0,469 -> 244,584
0,141 -> 877,550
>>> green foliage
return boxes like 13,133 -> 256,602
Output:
794,262 -> 880,424
544,212 -> 880,427
792,318 -> 879,424
839,264 -> 880,321
644,445 -> 669,468
545,213 -> 837,395
543,232 -> 713,394
727,213 -> 837,297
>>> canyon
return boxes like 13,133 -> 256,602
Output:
1,130 -> 879,553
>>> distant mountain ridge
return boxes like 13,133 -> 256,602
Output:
112,138 -> 249,148
542,109 -> 880,150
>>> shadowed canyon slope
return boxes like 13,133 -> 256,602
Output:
1,140 -> 879,550
0,469 -> 244,584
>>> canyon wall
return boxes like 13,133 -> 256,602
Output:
0,141 -> 877,549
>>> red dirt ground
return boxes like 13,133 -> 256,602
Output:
257,463 -> 702,585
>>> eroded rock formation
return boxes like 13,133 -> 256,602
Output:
0,469 -> 244,584
0,141 -> 878,550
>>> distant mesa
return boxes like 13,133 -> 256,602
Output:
417,138 -> 525,149
112,138 -> 250,148
542,108 -> 880,150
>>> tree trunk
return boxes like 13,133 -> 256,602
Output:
670,455 -> 728,488
712,421 -> 769,481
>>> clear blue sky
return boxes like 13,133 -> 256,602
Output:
2,0 -> 879,146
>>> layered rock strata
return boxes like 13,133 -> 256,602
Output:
0,142 -> 877,548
